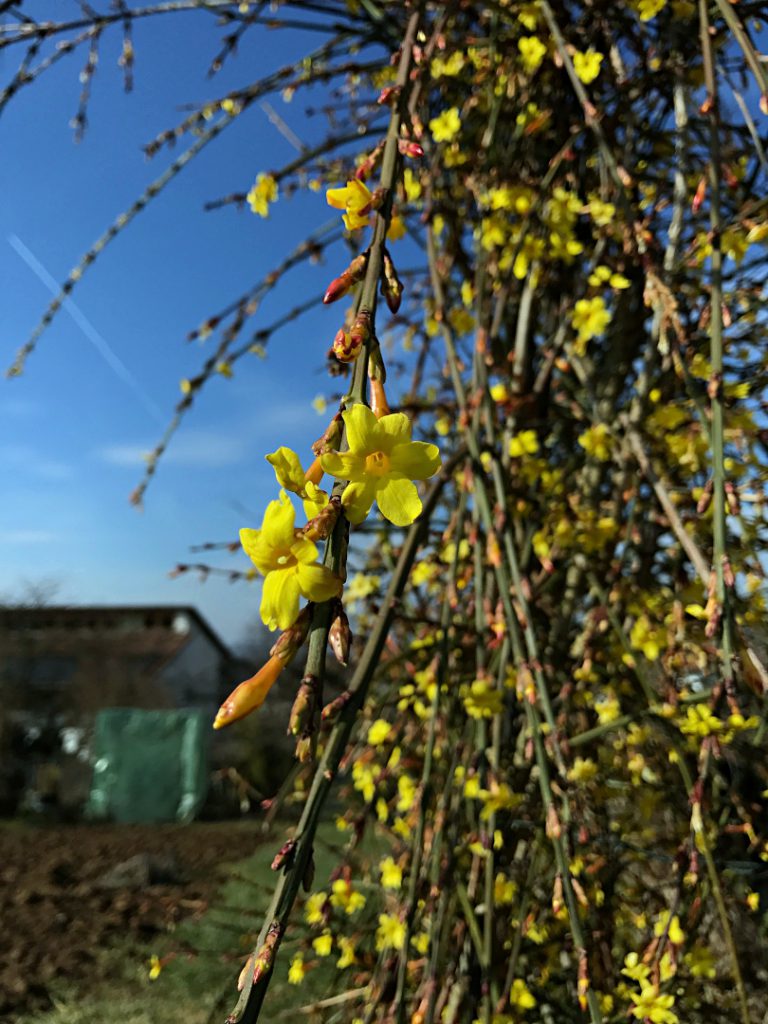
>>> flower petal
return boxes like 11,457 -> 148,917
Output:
377,478 -> 422,527
343,404 -> 381,455
290,534 -> 319,564
266,447 -> 306,494
260,567 -> 301,631
326,187 -> 349,210
320,450 -> 364,481
296,562 -> 343,603
389,440 -> 441,480
377,412 -> 412,449
260,491 -> 296,549
341,479 -> 378,524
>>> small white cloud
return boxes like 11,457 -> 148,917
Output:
97,430 -> 248,468
0,444 -> 73,481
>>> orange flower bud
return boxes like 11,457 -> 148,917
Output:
370,377 -> 390,418
305,455 -> 324,486
213,654 -> 285,729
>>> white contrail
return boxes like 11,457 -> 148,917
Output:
8,233 -> 166,425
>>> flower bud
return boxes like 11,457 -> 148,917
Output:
323,252 -> 369,304
328,601 -> 352,666
213,654 -> 285,730
289,674 -> 320,738
322,690 -> 352,724
377,85 -> 401,105
302,495 -> 342,542
381,250 -> 403,313
370,377 -> 390,419
270,604 -> 313,664
350,309 -> 372,349
398,139 -> 424,158
271,839 -> 297,872
252,921 -> 282,985
332,328 -> 362,363
312,413 -> 343,456
305,455 -> 324,486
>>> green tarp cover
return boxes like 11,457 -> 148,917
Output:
87,708 -> 208,823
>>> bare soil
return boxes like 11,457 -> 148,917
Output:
0,821 -> 263,1020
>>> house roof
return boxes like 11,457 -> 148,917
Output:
0,605 -> 233,661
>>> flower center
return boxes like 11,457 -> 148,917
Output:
275,550 -> 296,568
365,450 -> 390,477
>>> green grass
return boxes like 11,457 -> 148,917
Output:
18,822 -> 353,1024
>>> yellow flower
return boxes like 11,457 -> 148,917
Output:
654,911 -> 685,946
429,107 -> 461,143
387,213 -> 406,241
578,423 -> 612,462
312,930 -> 333,957
240,491 -> 342,630
346,572 -> 381,604
571,295 -> 611,352
148,955 -> 162,980
265,447 -> 328,520
337,936 -> 357,969
629,981 -> 678,1024
461,679 -> 504,719
368,719 -> 392,746
508,430 -> 539,457
412,930 -> 430,954
288,953 -> 307,984
573,49 -> 603,84
684,945 -> 716,978
380,856 -> 403,889
330,878 -> 366,915
518,36 -> 547,74
376,913 -> 406,951
633,0 -> 666,19
326,178 -> 374,230
568,757 -> 598,785
509,978 -> 536,1010
246,173 -> 278,218
320,404 -> 441,527
494,872 -> 517,905
403,168 -> 422,202
304,891 -> 326,925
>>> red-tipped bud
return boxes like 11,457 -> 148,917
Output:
322,690 -> 352,724
271,839 -> 297,872
692,176 -> 707,214
251,922 -> 282,985
323,252 -> 368,304
381,250 -> 403,313
332,328 -> 362,363
377,85 -> 401,105
398,139 -> 424,158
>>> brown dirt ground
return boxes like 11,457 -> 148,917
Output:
0,821 -> 263,1020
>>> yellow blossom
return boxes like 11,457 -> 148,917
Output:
240,492 -> 342,630
573,49 -> 603,84
346,572 -> 381,604
571,295 -> 611,352
312,930 -> 333,957
326,178 -> 375,230
518,36 -> 547,74
633,0 -> 667,19
380,856 -> 403,889
337,936 -> 357,968
304,892 -> 327,925
330,878 -> 366,915
509,430 -> 539,457
494,872 -> 517,904
509,978 -> 536,1010
246,173 -> 278,218
368,719 -> 392,746
387,213 -> 406,241
320,404 -> 441,527
629,981 -> 678,1024
654,911 -> 685,945
266,446 -> 328,520
376,912 -> 406,951
578,423 -> 612,462
461,678 -> 504,719
429,107 -> 461,143
568,757 -> 598,784
148,955 -> 162,980
684,945 -> 716,978
288,953 -> 307,984
403,168 -> 422,202
412,931 -> 430,954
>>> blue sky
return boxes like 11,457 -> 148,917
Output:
1,5 -> 382,648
